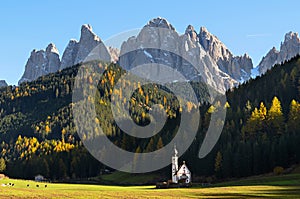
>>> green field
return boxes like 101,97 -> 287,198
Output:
1,174 -> 300,198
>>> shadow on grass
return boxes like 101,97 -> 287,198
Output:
189,186 -> 300,198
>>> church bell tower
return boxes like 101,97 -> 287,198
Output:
172,145 -> 178,183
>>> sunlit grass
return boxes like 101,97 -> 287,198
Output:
0,174 -> 300,198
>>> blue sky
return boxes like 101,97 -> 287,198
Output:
1,0 -> 300,85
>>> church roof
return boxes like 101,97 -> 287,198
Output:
177,161 -> 191,175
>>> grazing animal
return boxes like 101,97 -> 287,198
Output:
27,184 -> 30,187
45,185 -> 47,188
36,185 -> 39,188
12,184 -> 14,186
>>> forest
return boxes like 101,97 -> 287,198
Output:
0,55 -> 300,181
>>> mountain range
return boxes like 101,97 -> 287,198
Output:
5,17 -> 300,91
18,24 -> 116,85
1,43 -> 300,181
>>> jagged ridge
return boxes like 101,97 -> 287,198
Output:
258,31 -> 300,75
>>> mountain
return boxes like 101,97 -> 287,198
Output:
18,18 -> 253,88
119,17 -> 241,93
198,27 -> 253,82
3,17 -> 300,181
1,54 -> 300,180
18,43 -> 60,85
258,31 -> 300,75
60,24 -> 111,69
59,39 -> 78,70
19,25 -> 113,84
0,80 -> 8,88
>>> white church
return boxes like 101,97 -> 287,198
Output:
171,146 -> 191,184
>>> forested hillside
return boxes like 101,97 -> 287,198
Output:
0,56 -> 300,182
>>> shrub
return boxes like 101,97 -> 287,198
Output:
273,166 -> 284,175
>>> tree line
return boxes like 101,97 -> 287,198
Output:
0,55 -> 299,181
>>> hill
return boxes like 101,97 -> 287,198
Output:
0,55 -> 299,182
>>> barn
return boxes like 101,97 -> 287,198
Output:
34,174 -> 45,182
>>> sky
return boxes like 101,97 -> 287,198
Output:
1,0 -> 300,85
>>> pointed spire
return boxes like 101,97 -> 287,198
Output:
284,31 -> 298,43
174,144 -> 178,156
80,24 -> 101,42
46,43 -> 59,54
146,17 -> 175,30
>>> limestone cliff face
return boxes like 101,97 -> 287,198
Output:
60,24 -> 111,69
119,17 -> 238,93
108,47 -> 120,63
198,27 -> 253,82
258,31 -> 300,75
18,19 -> 256,89
60,39 -> 79,70
18,43 -> 60,84
19,24 -> 113,84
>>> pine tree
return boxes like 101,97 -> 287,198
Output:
145,138 -> 155,152
58,159 -> 67,179
156,137 -> 164,150
244,100 -> 252,118
41,158 -> 50,177
133,146 -> 142,171
214,151 -> 222,174
288,99 -> 300,133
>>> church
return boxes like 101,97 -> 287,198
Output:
171,146 -> 191,184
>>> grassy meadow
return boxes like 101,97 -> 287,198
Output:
0,173 -> 300,198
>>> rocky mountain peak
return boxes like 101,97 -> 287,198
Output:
0,80 -> 8,88
198,26 -> 228,55
198,26 -> 253,81
243,53 -> 250,58
19,23 -> 115,84
19,43 -> 61,84
284,31 -> 299,43
18,20 -> 254,88
185,25 -> 195,33
82,24 -> 92,31
119,20 -> 239,93
200,26 -> 208,32
270,46 -> 278,53
60,24 -> 111,70
80,24 -> 101,42
258,31 -> 300,75
146,17 -> 175,30
46,43 -> 59,54
199,26 -> 214,40
60,40 -> 79,69
74,24 -> 109,65
185,25 -> 198,42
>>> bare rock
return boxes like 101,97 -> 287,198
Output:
60,24 -> 111,70
19,43 -> 60,84
60,39 -> 79,69
258,31 -> 300,75
198,27 -> 253,82
0,80 -> 8,88
119,17 -> 237,93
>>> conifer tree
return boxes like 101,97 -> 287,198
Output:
268,96 -> 284,134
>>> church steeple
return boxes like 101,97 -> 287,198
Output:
171,145 -> 178,183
